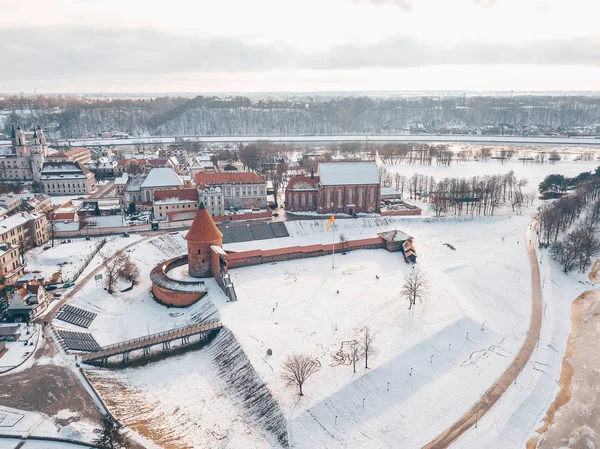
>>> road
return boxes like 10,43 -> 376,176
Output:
88,179 -> 114,199
421,221 -> 543,449
2,134 -> 599,147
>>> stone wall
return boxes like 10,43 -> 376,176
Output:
381,208 -> 422,216
224,237 -> 386,269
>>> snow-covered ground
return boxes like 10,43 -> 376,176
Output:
24,239 -> 102,281
213,215 -> 534,448
450,244 -> 595,449
384,159 -> 599,193
44,201 -> 592,448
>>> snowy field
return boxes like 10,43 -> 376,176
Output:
212,215 -> 533,448
451,245 -> 595,449
384,159 -> 600,193
24,238 -> 102,281
47,204 -> 592,448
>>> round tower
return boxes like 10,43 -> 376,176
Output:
185,203 -> 223,278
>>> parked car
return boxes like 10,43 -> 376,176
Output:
62,282 -> 75,288
53,293 -> 62,298
45,285 -> 58,291
123,232 -> 130,238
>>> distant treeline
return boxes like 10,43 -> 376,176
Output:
3,94 -> 600,139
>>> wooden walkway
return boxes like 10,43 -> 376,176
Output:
81,320 -> 223,364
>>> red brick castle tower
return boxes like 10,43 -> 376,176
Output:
186,203 -> 223,278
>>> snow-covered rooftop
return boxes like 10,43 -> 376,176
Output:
141,168 -> 183,189
318,162 -> 379,186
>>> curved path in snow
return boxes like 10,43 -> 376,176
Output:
421,221 -> 543,449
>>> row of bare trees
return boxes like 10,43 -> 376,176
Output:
537,171 -> 600,273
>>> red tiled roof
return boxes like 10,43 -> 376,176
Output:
185,204 -> 223,243
286,175 -> 320,191
49,152 -> 67,158
153,188 -> 198,202
194,172 -> 265,186
148,159 -> 169,166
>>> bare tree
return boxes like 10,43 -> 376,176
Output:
401,268 -> 428,309
350,342 -> 361,373
120,258 -> 140,286
101,250 -> 130,293
45,210 -> 58,247
282,354 -> 320,396
358,326 -> 377,370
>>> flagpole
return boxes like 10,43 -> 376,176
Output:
332,220 -> 335,269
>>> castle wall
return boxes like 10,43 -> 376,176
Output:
223,237 -> 387,270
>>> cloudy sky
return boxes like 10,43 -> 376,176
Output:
3,0 -> 599,93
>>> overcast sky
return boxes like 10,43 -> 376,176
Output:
3,0 -> 599,93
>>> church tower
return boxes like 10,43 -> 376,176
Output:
185,203 -> 223,278
10,124 -> 16,151
30,126 -> 46,182
14,125 -> 27,156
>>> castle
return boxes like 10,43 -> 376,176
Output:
150,203 -> 416,308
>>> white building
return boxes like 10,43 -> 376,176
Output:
38,161 -> 96,196
153,189 -> 199,221
194,172 -> 267,210
197,185 -> 225,217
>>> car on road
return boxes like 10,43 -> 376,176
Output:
53,293 -> 62,298
45,285 -> 58,291
62,282 -> 75,288
123,232 -> 130,237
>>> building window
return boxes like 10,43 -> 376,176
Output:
198,249 -> 201,254
348,189 -> 353,203
359,189 -> 363,206
370,188 -> 375,202
326,190 -> 331,206
294,194 -> 299,206
338,189 -> 342,206
301,195 -> 306,206
308,195 -> 312,206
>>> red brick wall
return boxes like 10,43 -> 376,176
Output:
188,237 -> 222,277
381,209 -> 422,216
151,283 -> 206,307
225,237 -> 386,269
285,191 -> 319,212
317,185 -> 380,214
